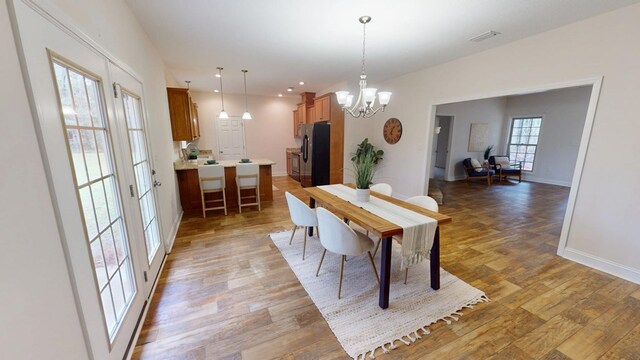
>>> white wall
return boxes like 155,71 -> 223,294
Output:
1,0 -> 180,357
436,97 -> 507,181
0,1 -> 87,358
189,91 -> 299,176
505,86 -> 591,186
349,3 -> 640,282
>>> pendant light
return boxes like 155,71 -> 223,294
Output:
336,16 -> 392,118
241,69 -> 252,120
216,67 -> 229,119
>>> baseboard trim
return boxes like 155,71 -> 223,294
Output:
272,171 -> 287,177
164,210 -> 183,253
125,254 -> 168,360
563,247 -> 640,285
523,175 -> 571,187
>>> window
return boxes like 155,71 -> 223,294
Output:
508,117 -> 542,171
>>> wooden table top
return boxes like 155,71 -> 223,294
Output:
299,184 -> 452,239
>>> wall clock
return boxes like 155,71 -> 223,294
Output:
383,118 -> 402,144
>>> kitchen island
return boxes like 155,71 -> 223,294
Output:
174,159 -> 275,214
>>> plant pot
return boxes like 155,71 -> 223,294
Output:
356,188 -> 371,202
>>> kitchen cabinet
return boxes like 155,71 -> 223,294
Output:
167,87 -> 200,141
297,103 -> 307,124
286,151 -> 292,176
306,106 -> 316,124
293,109 -> 300,137
314,95 -> 331,122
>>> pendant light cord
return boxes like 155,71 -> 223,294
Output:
217,67 -> 225,111
361,21 -> 367,76
243,70 -> 249,111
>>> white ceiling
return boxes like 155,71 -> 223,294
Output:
125,0 -> 639,97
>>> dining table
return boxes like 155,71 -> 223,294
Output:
299,184 -> 452,309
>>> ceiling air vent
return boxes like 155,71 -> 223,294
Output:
469,30 -> 501,42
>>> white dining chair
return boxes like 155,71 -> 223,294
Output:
399,195 -> 439,284
235,163 -> 260,213
370,183 -> 392,196
315,207 -> 379,299
198,164 -> 227,217
285,192 -> 319,260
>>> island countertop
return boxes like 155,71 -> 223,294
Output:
174,158 -> 276,171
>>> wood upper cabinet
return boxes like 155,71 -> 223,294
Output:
297,103 -> 307,124
167,87 -> 200,141
293,109 -> 300,137
191,102 -> 200,139
307,106 -> 316,124
314,95 -> 331,122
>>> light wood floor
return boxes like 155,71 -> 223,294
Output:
133,177 -> 640,360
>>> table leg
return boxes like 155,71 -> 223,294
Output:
430,226 -> 440,290
379,237 -> 392,309
308,198 -> 315,236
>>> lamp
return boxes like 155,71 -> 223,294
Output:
336,16 -> 391,118
241,69 -> 252,120
216,67 -> 228,119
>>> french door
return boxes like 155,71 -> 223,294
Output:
110,65 -> 165,296
10,0 -> 163,358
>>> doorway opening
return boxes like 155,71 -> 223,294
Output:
424,79 -> 601,257
431,115 -> 453,180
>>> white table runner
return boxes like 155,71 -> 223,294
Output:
318,184 -> 437,269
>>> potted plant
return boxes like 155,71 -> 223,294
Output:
352,138 -> 384,202
483,145 -> 494,162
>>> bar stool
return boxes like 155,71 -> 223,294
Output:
198,164 -> 227,217
235,163 -> 260,213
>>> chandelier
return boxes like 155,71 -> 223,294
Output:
336,16 -> 391,118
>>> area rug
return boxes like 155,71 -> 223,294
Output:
269,230 -> 488,359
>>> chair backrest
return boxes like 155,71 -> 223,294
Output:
462,158 -> 472,172
406,195 -> 439,212
198,165 -> 225,190
490,155 -> 511,169
370,183 -> 392,196
285,192 -> 318,227
236,163 -> 259,187
316,207 -> 370,256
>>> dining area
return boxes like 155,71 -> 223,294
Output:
287,183 -> 451,308
271,181 -> 487,359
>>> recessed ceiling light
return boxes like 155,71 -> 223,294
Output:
214,89 -> 219,93
287,87 -> 294,92
299,81 -> 305,85
215,74 -> 221,78
278,93 -> 283,97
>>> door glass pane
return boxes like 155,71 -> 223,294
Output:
121,91 -> 162,263
52,60 -> 136,340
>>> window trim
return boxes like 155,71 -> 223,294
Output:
507,116 -> 543,172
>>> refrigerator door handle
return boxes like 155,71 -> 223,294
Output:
302,135 -> 309,162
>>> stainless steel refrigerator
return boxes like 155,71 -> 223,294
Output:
299,121 -> 330,187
